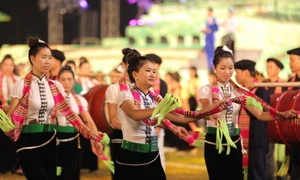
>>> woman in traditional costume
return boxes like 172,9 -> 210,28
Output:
0,54 -> 21,174
77,57 -> 99,94
114,54 -> 231,179
54,65 -> 104,180
4,37 -> 104,180
105,48 -> 139,180
198,45 -> 298,180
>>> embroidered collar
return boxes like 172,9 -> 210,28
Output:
216,80 -> 231,89
32,73 -> 47,82
134,86 -> 150,97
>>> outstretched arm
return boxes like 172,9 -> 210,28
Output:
120,100 -> 155,121
166,99 -> 228,124
246,106 -> 298,121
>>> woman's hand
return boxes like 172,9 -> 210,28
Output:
282,109 -> 299,118
2,105 -> 10,114
218,96 -> 232,106
91,141 -> 104,158
175,125 -> 188,138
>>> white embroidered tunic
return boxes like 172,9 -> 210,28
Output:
105,81 -> 134,129
1,75 -> 20,102
118,89 -> 157,144
198,82 -> 242,128
11,75 -> 64,125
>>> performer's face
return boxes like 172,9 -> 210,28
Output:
66,63 -> 76,73
214,57 -> 234,84
79,62 -> 91,74
289,55 -> 300,73
267,61 -> 281,78
133,61 -> 156,88
30,47 -> 52,75
59,71 -> 75,93
235,69 -> 245,85
1,58 -> 14,75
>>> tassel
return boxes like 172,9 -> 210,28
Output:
157,96 -> 178,125
101,133 -> 110,146
216,119 -> 224,154
103,160 -> 115,174
191,131 -> 206,147
56,166 -> 62,176
277,155 -> 290,177
99,155 -> 115,174
150,94 -> 171,120
243,168 -> 248,180
97,133 -> 114,174
0,109 -> 15,133
216,119 -> 237,155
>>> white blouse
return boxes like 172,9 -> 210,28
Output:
118,88 -> 157,144
198,82 -> 242,128
56,93 -> 88,126
78,77 -> 99,93
105,81 -> 134,128
1,74 -> 21,102
11,74 -> 64,125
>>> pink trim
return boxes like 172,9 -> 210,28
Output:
212,87 -> 219,93
174,108 -> 184,114
131,91 -> 140,101
187,136 -> 195,145
120,84 -> 128,91
163,120 -> 172,128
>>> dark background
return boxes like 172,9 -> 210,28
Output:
0,0 -> 137,46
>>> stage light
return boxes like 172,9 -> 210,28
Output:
129,19 -> 137,26
136,19 -> 145,26
127,0 -> 137,4
79,0 -> 89,9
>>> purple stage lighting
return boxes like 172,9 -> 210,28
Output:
79,0 -> 89,9
128,0 -> 138,4
129,19 -> 137,26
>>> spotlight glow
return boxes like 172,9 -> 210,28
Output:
79,0 -> 89,9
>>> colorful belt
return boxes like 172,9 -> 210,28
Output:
22,124 -> 55,133
121,137 -> 158,153
55,126 -> 77,133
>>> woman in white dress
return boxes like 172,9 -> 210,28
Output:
55,65 -> 102,180
5,37 -> 103,180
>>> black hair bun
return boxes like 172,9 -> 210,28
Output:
127,52 -> 141,65
122,48 -> 132,56
28,37 -> 40,48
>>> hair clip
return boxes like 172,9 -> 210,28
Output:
38,39 -> 46,43
222,45 -> 233,55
